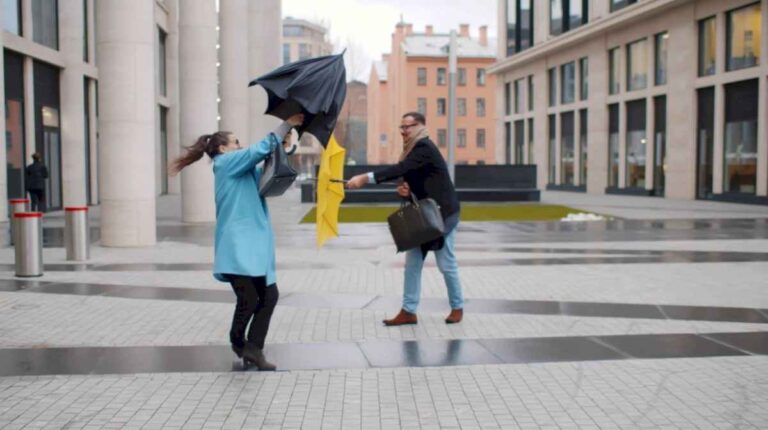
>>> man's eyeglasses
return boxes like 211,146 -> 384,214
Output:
399,123 -> 419,131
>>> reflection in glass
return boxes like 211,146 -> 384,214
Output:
727,3 -> 761,71
458,129 -> 466,148
697,87 -> 714,199
653,96 -> 666,196
527,75 -> 534,111
514,120 -> 524,164
626,99 -> 646,188
477,129 -> 486,148
476,98 -> 486,117
458,98 -> 467,117
723,79 -> 758,194
33,0 -> 59,49
527,118 -> 534,164
548,114 -> 556,184
548,68 -> 557,106
579,109 -> 587,186
561,62 -> 575,104
561,112 -> 575,185
627,39 -> 647,91
699,17 -> 716,76
579,57 -> 588,100
550,0 -> 563,35
655,32 -> 668,85
504,122 -> 511,163
514,79 -> 523,113
504,82 -> 511,115
4,0 -> 20,34
608,104 -> 619,187
609,48 -> 620,94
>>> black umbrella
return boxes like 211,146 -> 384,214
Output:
249,52 -> 347,148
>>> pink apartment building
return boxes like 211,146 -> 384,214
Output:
367,22 -> 497,165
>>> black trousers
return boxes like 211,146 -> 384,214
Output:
227,275 -> 279,349
28,189 -> 45,213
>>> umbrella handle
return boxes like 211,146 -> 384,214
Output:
285,144 -> 297,155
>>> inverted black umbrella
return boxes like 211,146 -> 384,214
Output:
249,52 -> 347,148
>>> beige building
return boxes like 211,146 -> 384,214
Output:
490,0 -> 767,204
282,17 -> 333,176
367,23 -> 497,165
2,0 -> 282,245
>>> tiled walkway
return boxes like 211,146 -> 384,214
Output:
0,190 -> 767,429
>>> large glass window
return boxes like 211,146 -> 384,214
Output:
561,62 -> 575,104
561,111 -> 575,185
477,129 -> 486,148
610,0 -> 637,12
282,44 -> 290,64
548,68 -> 557,107
699,17 -> 716,76
527,75 -> 534,111
3,0 -> 21,34
458,98 -> 467,116
579,57 -> 588,100
548,114 -> 556,184
33,0 -> 59,49
507,0 -> 534,56
34,60 -> 62,210
458,129 -> 467,148
726,3 -> 761,71
417,98 -> 427,115
458,68 -> 467,86
158,29 -> 167,97
723,79 -> 758,194
653,96 -> 666,196
579,109 -> 587,185
627,39 -> 648,91
477,69 -> 486,86
417,68 -> 427,86
697,87 -> 715,199
476,98 -> 486,117
551,0 -> 588,35
609,48 -> 620,94
514,78 -> 524,113
5,51 -> 25,201
626,99 -> 646,188
514,120 -> 524,164
437,68 -> 446,85
298,43 -> 311,60
608,103 -> 619,187
527,118 -> 534,164
654,32 -> 668,85
504,82 -> 511,115
437,98 -> 446,116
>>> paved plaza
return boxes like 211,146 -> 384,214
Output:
0,190 -> 767,429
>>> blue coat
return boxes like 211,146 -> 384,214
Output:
212,133 -> 279,285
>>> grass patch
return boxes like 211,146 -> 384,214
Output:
301,204 -> 591,223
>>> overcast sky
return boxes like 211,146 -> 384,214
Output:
282,0 -> 497,81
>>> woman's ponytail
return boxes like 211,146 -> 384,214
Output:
169,132 -> 230,176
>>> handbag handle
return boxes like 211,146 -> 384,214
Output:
285,144 -> 297,155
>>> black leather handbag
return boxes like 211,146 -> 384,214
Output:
387,194 -> 445,252
258,142 -> 297,198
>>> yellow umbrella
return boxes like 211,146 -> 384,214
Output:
316,134 -> 346,248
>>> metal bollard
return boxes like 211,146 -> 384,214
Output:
64,207 -> 90,261
14,212 -> 43,277
8,198 -> 30,245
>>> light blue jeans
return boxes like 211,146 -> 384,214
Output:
402,228 -> 463,313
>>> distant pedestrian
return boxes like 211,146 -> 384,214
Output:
346,111 -> 464,325
169,113 -> 304,371
25,153 -> 48,213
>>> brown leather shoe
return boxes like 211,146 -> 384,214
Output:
383,309 -> 418,326
445,308 -> 463,324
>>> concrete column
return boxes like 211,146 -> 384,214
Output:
179,0 -> 216,223
219,0 -> 249,140
88,79 -> 98,204
713,84 -> 724,194
59,0 -> 88,207
0,5 -> 7,221
23,57 -> 35,164
645,96 -> 655,191
248,0 -> 281,143
96,0 -> 156,246
618,101 -> 627,188
588,44 -> 609,194
165,0 -> 181,195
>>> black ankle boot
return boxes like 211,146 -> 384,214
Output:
231,342 -> 244,358
243,343 -> 276,371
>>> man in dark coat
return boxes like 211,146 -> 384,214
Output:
25,153 -> 48,212
347,112 -> 464,325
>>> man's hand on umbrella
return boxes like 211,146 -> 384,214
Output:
396,182 -> 410,198
346,174 -> 369,189
287,113 -> 304,127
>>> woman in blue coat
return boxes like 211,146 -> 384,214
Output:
171,113 -> 304,370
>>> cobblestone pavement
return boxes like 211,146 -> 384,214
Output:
0,191 -> 766,429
